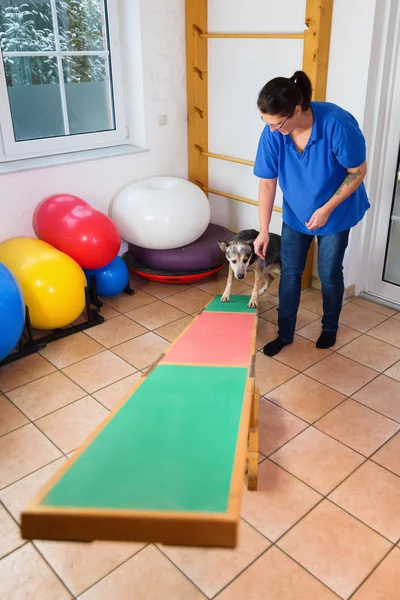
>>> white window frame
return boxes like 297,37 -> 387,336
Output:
0,0 -> 127,162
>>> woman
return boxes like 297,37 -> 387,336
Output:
253,70 -> 369,356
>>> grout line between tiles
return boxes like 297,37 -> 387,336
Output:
347,545 -> 397,599
74,544 -> 150,598
30,542 -> 77,599
210,546 -> 273,600
156,545 -> 210,598
0,456 -> 66,494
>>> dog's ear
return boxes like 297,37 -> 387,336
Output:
217,241 -> 229,252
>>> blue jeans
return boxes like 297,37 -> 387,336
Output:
278,222 -> 350,343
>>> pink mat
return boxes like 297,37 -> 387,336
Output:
161,311 -> 256,367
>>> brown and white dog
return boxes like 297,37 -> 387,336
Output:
218,229 -> 281,308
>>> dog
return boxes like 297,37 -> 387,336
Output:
218,229 -> 281,308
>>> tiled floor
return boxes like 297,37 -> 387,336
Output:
1,271 -> 400,599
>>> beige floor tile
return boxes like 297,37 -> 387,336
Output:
197,274 -> 251,296
154,315 -> 193,342
368,317 -> 400,348
0,424 -> 62,489
371,432 -> 400,476
305,354 -> 377,396
0,458 -> 66,521
93,372 -> 142,411
274,335 -> 331,371
352,547 -> 400,600
258,398 -> 308,456
164,288 -> 213,314
339,303 -> 388,333
0,543 -> 72,600
136,281 -> 191,298
329,461 -> 400,542
262,306 -> 320,331
315,399 -> 400,457
39,332 -> 104,369
79,545 -> 205,599
0,354 -> 56,393
351,297 -> 396,317
7,372 -> 86,421
101,289 -> 157,313
216,546 -> 338,600
266,374 -> 345,423
256,318 -> 278,350
297,320 -> 361,349
159,520 -> 270,598
98,303 -> 120,320
126,301 -> 186,330
299,288 -> 323,315
255,354 -> 297,396
36,539 -> 145,597
353,375 -> 400,422
270,427 -> 364,495
62,350 -> 135,393
241,460 -> 322,542
84,314 -> 147,348
0,395 -> 28,436
385,360 -> 400,382
113,332 -> 170,370
338,335 -> 400,372
0,505 -> 23,559
278,500 -> 392,600
36,396 -> 108,454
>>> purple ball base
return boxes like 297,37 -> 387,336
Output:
128,223 -> 232,271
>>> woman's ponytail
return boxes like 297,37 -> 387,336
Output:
290,71 -> 312,110
257,70 -> 313,115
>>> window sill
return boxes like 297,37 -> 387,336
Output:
0,144 -> 148,175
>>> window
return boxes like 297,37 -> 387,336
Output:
0,0 -> 126,161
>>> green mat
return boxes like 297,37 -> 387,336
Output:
204,294 -> 255,314
41,364 -> 248,514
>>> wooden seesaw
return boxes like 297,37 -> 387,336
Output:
21,294 -> 260,549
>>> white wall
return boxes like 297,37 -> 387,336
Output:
0,0 -> 188,245
319,0 -> 378,288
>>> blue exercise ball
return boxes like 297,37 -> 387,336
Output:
0,262 -> 25,361
84,255 -> 129,297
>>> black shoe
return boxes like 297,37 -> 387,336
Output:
263,337 -> 292,357
316,331 -> 337,349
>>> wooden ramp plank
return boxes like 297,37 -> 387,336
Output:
21,363 -> 252,547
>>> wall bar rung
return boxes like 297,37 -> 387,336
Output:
201,151 -> 254,167
200,32 -> 304,40
203,187 -> 282,214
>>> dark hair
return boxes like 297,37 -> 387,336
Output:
257,70 -> 312,115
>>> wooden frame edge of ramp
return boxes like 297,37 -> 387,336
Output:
21,294 -> 260,549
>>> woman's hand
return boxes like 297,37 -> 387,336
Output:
305,207 -> 330,231
254,231 -> 270,259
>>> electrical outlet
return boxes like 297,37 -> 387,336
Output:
158,114 -> 167,126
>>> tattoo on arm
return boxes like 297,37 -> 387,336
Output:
334,169 -> 362,196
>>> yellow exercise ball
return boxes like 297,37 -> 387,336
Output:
0,237 -> 86,330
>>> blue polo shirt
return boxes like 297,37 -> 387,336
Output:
253,101 -> 370,235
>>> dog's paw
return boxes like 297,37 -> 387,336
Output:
258,286 -> 268,297
248,297 -> 258,308
221,294 -> 230,303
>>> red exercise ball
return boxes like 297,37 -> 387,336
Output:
33,194 -> 121,270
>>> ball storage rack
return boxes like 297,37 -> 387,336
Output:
0,276 -> 135,367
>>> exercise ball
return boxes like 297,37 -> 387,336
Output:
110,176 -> 210,250
33,193 -> 121,270
0,238 -> 86,330
84,255 -> 129,297
0,263 -> 25,361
